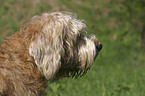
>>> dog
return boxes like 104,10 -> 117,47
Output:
0,12 -> 102,96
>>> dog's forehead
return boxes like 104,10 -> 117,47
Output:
40,13 -> 87,38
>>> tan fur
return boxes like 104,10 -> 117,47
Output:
0,32 -> 47,96
0,12 -> 100,96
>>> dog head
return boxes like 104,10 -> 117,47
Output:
23,12 -> 102,80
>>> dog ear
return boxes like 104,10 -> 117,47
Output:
28,14 -> 65,80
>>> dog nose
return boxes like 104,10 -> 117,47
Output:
96,43 -> 102,51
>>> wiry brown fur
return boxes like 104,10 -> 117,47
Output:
0,32 -> 48,96
0,13 -> 61,96
0,15 -> 49,96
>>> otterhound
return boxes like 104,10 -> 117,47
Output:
0,12 -> 102,96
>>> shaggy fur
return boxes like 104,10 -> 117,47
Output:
0,12 -> 102,96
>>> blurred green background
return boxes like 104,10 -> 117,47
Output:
0,0 -> 145,96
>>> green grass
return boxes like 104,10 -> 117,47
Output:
0,0 -> 145,96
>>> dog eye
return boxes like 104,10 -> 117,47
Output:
75,34 -> 86,47
81,30 -> 87,34
77,33 -> 84,38
79,28 -> 87,34
81,30 -> 87,33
